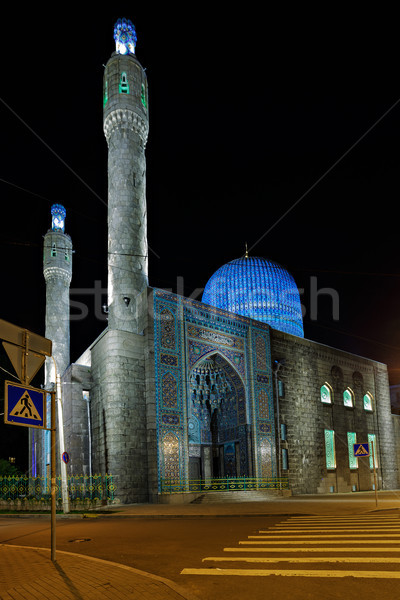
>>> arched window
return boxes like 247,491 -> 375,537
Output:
51,243 -> 57,257
119,72 -> 129,94
343,388 -> 354,408
363,393 -> 373,412
321,383 -> 332,404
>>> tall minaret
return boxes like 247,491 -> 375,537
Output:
103,17 -> 149,332
43,204 -> 73,383
93,18 -> 150,503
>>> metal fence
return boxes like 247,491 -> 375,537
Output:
0,474 -> 115,504
160,476 -> 289,494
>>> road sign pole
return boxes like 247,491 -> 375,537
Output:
51,389 -> 56,563
371,438 -> 378,508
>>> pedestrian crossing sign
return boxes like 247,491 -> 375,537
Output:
4,381 -> 46,429
353,443 -> 370,457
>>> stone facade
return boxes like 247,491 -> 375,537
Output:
270,329 -> 398,494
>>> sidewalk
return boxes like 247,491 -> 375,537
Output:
0,543 -> 197,600
101,490 -> 400,518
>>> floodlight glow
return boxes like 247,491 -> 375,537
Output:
202,256 -> 304,337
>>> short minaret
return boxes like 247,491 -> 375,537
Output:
103,17 -> 149,332
43,204 -> 73,384
33,205 -> 72,479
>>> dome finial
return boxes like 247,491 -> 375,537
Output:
245,242 -> 249,258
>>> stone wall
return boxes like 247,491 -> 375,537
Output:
270,330 -> 398,494
62,363 -> 92,476
89,327 -> 148,503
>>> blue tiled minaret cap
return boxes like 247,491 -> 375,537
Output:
51,204 -> 66,232
202,256 -> 304,337
114,18 -> 137,55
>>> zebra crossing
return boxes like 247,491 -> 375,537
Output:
181,514 -> 400,578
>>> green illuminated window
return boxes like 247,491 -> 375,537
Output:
363,393 -> 373,411
103,81 -> 108,106
141,83 -> 147,108
368,434 -> 378,469
119,72 -> 129,94
343,389 -> 354,407
321,384 -> 332,404
347,432 -> 358,469
51,243 -> 57,257
324,429 -> 336,469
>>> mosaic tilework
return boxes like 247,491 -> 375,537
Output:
251,327 -> 276,478
160,307 -> 177,350
161,372 -> 178,409
162,431 -> 180,479
154,293 -> 185,489
153,289 -> 276,489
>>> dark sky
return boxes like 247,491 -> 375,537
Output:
1,7 -> 400,389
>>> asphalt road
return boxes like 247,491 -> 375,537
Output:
2,510 -> 400,600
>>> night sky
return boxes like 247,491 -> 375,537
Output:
1,5 -> 400,413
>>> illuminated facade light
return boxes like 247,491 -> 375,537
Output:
51,204 -> 66,232
114,18 -> 137,55
202,256 -> 304,337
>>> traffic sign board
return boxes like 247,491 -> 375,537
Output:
0,318 -> 52,384
4,381 -> 46,429
353,443 -> 370,457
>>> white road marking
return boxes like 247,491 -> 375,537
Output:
239,539 -> 400,545
249,534 -> 400,538
224,546 -> 400,552
203,556 -> 400,563
266,528 -> 400,532
181,568 -> 400,578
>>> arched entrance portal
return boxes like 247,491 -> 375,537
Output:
188,354 -> 249,480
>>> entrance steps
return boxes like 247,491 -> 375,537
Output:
190,489 -> 290,504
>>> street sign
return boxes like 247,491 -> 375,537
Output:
4,380 -> 46,429
0,318 -> 52,384
353,443 -> 370,457
62,452 -> 70,464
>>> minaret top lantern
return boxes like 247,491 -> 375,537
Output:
51,204 -> 66,233
114,18 -> 137,55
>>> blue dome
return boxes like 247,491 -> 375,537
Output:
202,256 -> 304,337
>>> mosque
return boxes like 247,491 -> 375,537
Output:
31,19 -> 399,503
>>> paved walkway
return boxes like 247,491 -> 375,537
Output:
1,491 -> 399,599
0,543 -> 196,599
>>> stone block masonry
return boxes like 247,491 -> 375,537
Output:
90,328 -> 149,503
270,329 -> 398,494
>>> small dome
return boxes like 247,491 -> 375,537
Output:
202,256 -> 304,337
